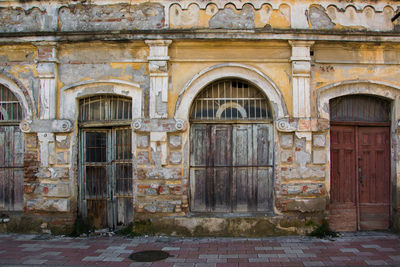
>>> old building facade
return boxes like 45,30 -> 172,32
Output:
0,0 -> 400,235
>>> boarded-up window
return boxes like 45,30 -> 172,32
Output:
0,85 -> 24,211
190,79 -> 274,213
79,95 -> 133,229
330,95 -> 390,123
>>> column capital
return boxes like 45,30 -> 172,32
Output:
145,40 -> 172,61
289,40 -> 314,62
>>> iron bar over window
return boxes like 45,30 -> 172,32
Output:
79,95 -> 132,123
190,79 -> 272,122
0,85 -> 22,123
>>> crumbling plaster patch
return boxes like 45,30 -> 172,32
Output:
0,7 -> 56,32
308,4 -> 397,31
209,4 -> 255,29
170,2 -> 290,29
59,3 -> 165,31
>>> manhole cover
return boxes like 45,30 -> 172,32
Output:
129,250 -> 171,262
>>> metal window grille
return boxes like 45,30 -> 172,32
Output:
79,95 -> 132,122
190,79 -> 271,122
0,85 -> 22,123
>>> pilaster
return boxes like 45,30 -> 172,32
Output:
35,42 -> 58,120
289,41 -> 314,119
145,40 -> 172,119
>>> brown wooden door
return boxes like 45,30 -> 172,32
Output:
330,125 -> 390,231
80,128 -> 132,229
190,124 -> 273,213
358,126 -> 390,230
0,125 -> 24,211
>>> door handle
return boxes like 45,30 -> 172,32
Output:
358,157 -> 363,185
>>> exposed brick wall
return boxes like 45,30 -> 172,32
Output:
134,132 -> 187,217
276,133 -> 328,213
24,134 -> 40,212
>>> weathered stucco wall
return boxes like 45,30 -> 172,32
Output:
168,41 -> 292,117
0,0 -> 399,32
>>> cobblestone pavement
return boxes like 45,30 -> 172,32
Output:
0,231 -> 399,266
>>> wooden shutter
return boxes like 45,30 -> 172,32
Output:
190,123 -> 273,213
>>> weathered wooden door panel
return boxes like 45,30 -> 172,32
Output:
190,169 -> 208,212
358,127 -> 390,230
253,124 -> 273,212
113,128 -> 133,226
211,125 -> 231,212
232,125 -> 253,212
190,123 -> 273,213
190,125 -> 210,212
330,125 -> 390,231
86,199 -> 108,229
0,126 -> 24,211
82,130 -> 111,228
330,126 -> 357,231
81,128 -> 133,228
330,126 -> 356,204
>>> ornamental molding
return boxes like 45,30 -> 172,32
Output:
132,118 -> 187,132
276,118 -> 297,132
276,118 -> 329,132
20,119 -> 73,133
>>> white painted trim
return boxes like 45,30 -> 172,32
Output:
0,74 -> 33,119
60,80 -> 143,120
174,63 -> 287,120
216,102 -> 247,119
62,79 -> 141,92
317,79 -> 400,120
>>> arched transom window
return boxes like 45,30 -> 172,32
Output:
190,79 -> 272,122
79,95 -> 132,123
0,84 -> 22,123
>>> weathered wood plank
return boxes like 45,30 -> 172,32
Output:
190,168 -> 207,212
86,199 -> 108,229
358,127 -> 390,230
211,125 -> 231,212
0,131 -> 5,209
117,197 -> 134,226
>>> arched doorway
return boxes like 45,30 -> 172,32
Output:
329,94 -> 391,231
79,95 -> 133,229
0,84 -> 24,211
189,79 -> 274,213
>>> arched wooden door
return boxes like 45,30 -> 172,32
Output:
189,79 -> 274,213
329,95 -> 391,231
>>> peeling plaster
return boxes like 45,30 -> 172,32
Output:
59,3 -> 165,31
0,7 -> 55,32
209,5 -> 255,29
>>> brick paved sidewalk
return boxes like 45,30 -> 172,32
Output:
0,231 -> 399,266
